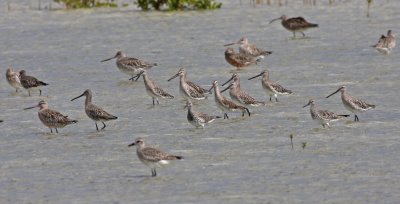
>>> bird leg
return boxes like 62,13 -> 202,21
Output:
293,32 -> 296,38
152,98 -> 155,106
50,128 -> 53,133
55,128 -> 59,133
224,113 -> 229,119
95,122 -> 99,131
151,168 -> 157,177
28,90 -> 31,96
275,97 -> 279,102
157,99 -> 159,105
354,115 -> 359,122
39,89 -> 42,96
301,31 -> 306,37
101,122 -> 106,130
269,96 -> 272,102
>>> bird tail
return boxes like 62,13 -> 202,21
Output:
71,120 -> 78,123
109,116 -> 118,120
39,81 -> 48,86
167,155 -> 183,160
310,23 -> 318,27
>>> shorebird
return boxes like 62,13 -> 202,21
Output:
209,80 -> 250,119
140,70 -> 174,105
185,100 -> 220,128
19,70 -> 48,96
6,68 -> 22,92
71,89 -> 118,131
167,67 -> 210,101
128,138 -> 183,177
372,30 -> 396,54
248,69 -> 292,102
269,15 -> 318,38
326,86 -> 375,122
221,74 -> 265,106
24,100 -> 77,133
224,37 -> 272,59
303,99 -> 350,128
101,51 -> 157,81
225,47 -> 258,69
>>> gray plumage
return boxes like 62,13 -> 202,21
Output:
186,100 -> 220,128
248,69 -> 292,102
19,70 -> 48,96
101,51 -> 157,81
24,100 -> 77,133
71,89 -> 118,131
303,99 -> 349,128
168,67 -> 210,101
128,138 -> 183,177
6,68 -> 22,92
141,70 -> 174,105
222,74 -> 265,107
326,86 -> 375,121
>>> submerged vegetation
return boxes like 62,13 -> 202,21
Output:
53,0 -> 117,9
52,0 -> 221,10
135,0 -> 222,11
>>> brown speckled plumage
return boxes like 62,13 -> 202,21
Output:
71,89 -> 118,131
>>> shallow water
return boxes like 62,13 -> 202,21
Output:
1,1 -> 400,203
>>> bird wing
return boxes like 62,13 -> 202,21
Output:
154,87 -> 174,98
186,81 -> 210,94
141,147 -> 170,161
86,104 -> 117,120
270,82 -> 292,94
317,109 -> 340,120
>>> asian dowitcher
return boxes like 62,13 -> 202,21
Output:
326,86 -> 375,122
372,30 -> 396,54
71,89 -> 118,131
167,67 -> 210,101
221,74 -> 265,106
24,100 -> 77,133
248,69 -> 292,102
128,138 -> 183,177
224,47 -> 258,69
185,100 -> 221,128
269,15 -> 318,38
6,68 -> 22,92
209,80 -> 250,119
303,99 -> 350,128
101,51 -> 157,81
140,70 -> 174,105
19,70 -> 48,96
224,37 -> 272,59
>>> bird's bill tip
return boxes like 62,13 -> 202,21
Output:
100,56 -> 115,62
269,17 -> 281,24
248,73 -> 262,80
221,85 -> 231,93
128,142 -> 136,147
167,73 -> 179,81
223,42 -> 236,46
23,106 -> 37,110
302,103 -> 310,108
71,94 -> 84,101
326,88 -> 341,98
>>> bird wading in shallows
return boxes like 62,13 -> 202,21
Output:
24,100 -> 77,133
71,89 -> 118,131
128,138 -> 183,177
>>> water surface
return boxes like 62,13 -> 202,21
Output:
1,1 -> 400,203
